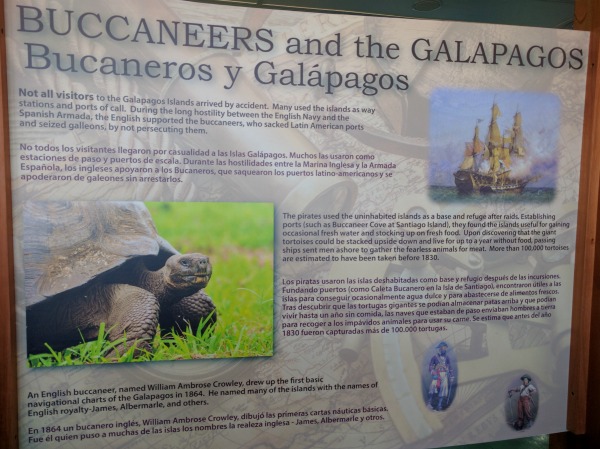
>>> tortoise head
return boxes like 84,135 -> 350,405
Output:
164,253 -> 212,293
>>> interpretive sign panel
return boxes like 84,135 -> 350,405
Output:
5,0 -> 589,447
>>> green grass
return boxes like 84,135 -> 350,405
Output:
28,201 -> 274,367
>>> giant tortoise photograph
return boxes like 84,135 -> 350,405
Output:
24,201 -> 274,367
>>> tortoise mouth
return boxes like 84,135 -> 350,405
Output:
180,265 -> 211,280
182,274 -> 211,286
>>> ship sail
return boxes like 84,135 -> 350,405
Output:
501,132 -> 512,168
510,111 -> 526,157
473,123 -> 484,155
459,123 -> 484,170
489,147 -> 501,172
459,156 -> 474,170
485,103 -> 503,152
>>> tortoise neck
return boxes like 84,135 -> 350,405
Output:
133,261 -> 196,304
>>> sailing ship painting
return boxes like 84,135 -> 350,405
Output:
454,103 -> 534,194
428,90 -> 559,203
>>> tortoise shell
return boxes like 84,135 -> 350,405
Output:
23,201 -> 177,307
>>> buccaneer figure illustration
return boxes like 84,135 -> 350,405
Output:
507,374 -> 538,430
427,341 -> 455,411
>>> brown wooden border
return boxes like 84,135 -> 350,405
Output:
0,1 -> 599,448
0,0 -> 18,446
552,0 -> 600,446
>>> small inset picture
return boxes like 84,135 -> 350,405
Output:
24,201 -> 274,367
506,374 -> 539,430
428,89 -> 560,203
423,341 -> 457,411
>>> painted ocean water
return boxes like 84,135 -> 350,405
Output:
429,186 -> 555,204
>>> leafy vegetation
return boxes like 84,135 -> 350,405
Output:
28,201 -> 274,367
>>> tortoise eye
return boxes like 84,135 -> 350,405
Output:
180,259 -> 190,267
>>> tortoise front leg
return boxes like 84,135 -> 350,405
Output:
105,284 -> 160,356
160,290 -> 217,335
